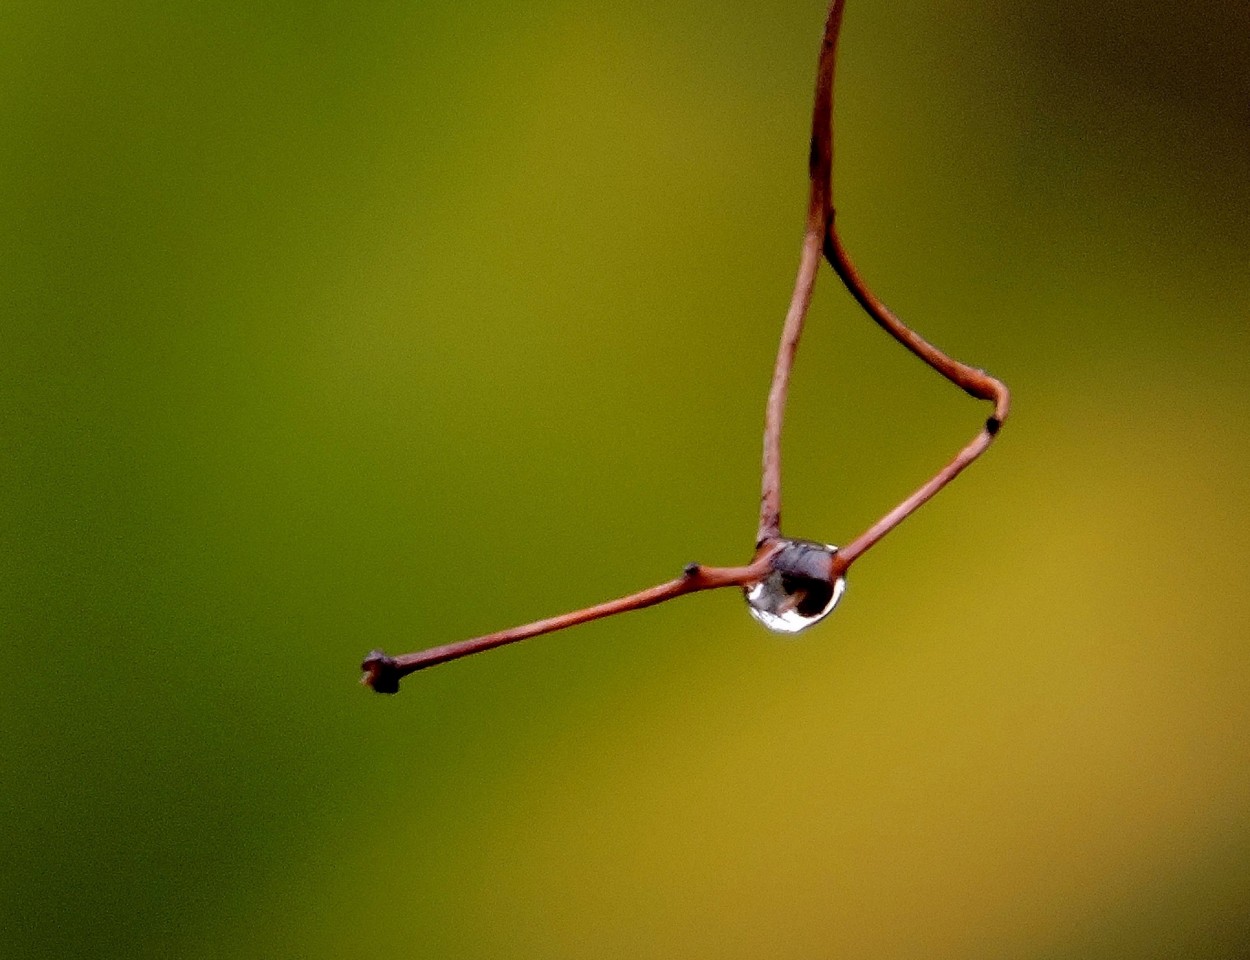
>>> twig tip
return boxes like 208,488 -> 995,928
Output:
362,649 -> 402,695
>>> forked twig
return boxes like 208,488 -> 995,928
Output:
361,0 -> 1009,693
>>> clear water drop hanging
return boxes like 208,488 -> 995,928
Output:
745,538 -> 846,634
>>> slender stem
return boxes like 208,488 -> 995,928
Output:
759,0 -> 1010,578
830,424 -> 997,575
363,0 -> 1010,693
825,228 -> 1009,575
362,549 -> 780,692
758,0 -> 846,545
825,229 -> 1010,421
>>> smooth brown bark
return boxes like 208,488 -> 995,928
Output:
363,0 -> 1008,693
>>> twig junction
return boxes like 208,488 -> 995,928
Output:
362,0 -> 1009,693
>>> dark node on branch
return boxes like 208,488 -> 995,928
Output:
808,135 -> 822,175
683,562 -> 701,578
362,649 -> 402,694
985,416 -> 1001,436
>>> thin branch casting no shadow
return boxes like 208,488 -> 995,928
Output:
361,0 -> 1010,695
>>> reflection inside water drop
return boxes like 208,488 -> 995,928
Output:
745,539 -> 845,634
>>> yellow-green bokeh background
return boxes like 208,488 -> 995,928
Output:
5,1 -> 1249,957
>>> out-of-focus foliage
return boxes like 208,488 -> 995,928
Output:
4,1 -> 1249,957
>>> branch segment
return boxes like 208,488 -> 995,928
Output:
824,228 -> 1009,573
360,0 -> 1010,693
759,0 -> 1009,575
758,0 -> 847,544
361,550 -> 781,693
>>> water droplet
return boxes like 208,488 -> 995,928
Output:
745,539 -> 845,634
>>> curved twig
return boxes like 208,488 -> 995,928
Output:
825,230 -> 1009,573
360,0 -> 1009,692
760,0 -> 1009,578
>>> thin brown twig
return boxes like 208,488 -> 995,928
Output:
361,551 -> 780,692
825,230 -> 1009,573
817,61 -> 1010,576
758,0 -> 844,545
361,0 -> 1008,693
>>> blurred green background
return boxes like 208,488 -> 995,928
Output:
5,0 -> 1249,957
